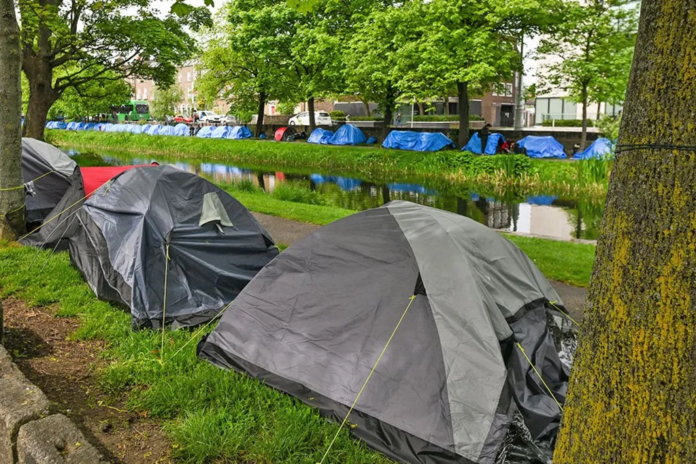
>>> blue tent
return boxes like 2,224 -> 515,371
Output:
573,137 -> 613,160
366,136 -> 377,145
210,126 -> 230,139
146,125 -> 163,135
328,124 -> 366,145
526,195 -> 558,206
99,123 -> 112,132
73,122 -> 85,131
196,126 -> 214,138
310,174 -> 362,191
383,131 -> 455,152
517,136 -> 567,159
141,124 -> 151,134
83,123 -> 96,131
46,121 -> 67,129
227,125 -> 252,139
66,122 -> 78,130
307,128 -> 334,144
173,123 -> 190,136
129,125 -> 144,134
462,132 -> 505,155
158,126 -> 176,136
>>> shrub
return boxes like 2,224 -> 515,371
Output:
410,114 -> 485,122
541,119 -> 596,127
222,178 -> 259,193
349,116 -> 383,121
272,182 -> 326,205
595,115 -> 621,141
428,151 -> 533,177
329,110 -> 346,119
276,101 -> 297,115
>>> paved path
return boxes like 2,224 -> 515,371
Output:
252,212 -> 587,317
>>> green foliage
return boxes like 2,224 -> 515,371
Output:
595,114 -> 621,141
150,85 -> 184,121
329,110 -> 346,119
428,152 -> 534,177
276,101 -> 298,115
349,116 -> 383,121
272,182 -> 326,205
413,115 -> 484,122
537,0 -> 638,111
577,157 -> 613,185
222,178 -> 260,193
541,119 -> 596,127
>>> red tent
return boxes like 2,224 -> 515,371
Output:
81,165 -> 155,195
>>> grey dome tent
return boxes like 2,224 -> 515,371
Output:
198,201 -> 570,464
21,138 -> 81,225
69,165 -> 279,329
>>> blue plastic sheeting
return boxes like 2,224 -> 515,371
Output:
259,133 -> 267,139
227,125 -> 252,139
310,174 -> 362,191
158,126 -> 176,136
196,126 -> 214,138
526,195 -> 558,206
387,183 -> 435,195
46,121 -> 67,129
145,125 -> 163,135
462,132 -> 505,155
66,122 -> 78,130
83,123 -> 96,131
573,137 -> 613,160
210,126 -> 230,139
307,128 -> 333,144
470,193 -> 480,201
517,136 -> 567,159
366,136 -> 377,145
129,125 -> 144,134
383,130 -> 455,152
140,124 -> 151,134
328,124 -> 366,145
173,124 -> 190,136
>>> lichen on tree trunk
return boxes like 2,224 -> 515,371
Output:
554,1 -> 696,462
0,0 -> 25,241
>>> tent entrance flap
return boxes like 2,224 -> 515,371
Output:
199,192 -> 234,227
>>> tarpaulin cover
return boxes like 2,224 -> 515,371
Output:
83,123 -> 96,131
129,125 -> 144,134
158,125 -> 176,136
68,165 -> 279,329
99,123 -> 112,132
173,123 -> 190,136
366,136 -> 377,145
46,121 -> 67,129
463,133 -> 505,155
572,137 -> 613,160
309,174 -> 362,191
517,136 -> 567,159
226,125 -> 252,139
21,138 -> 79,224
328,124 -> 366,145
307,128 -> 333,144
383,130 -> 455,152
210,126 -> 230,139
526,195 -> 557,206
196,126 -> 214,138
145,124 -> 163,135
198,201 -> 570,464
81,165 -> 151,196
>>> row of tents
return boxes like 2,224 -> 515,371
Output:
19,138 -> 572,463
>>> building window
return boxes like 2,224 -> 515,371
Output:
143,88 -> 148,100
178,73 -> 182,83
187,72 -> 191,82
493,83 -> 514,97
136,89 -> 141,100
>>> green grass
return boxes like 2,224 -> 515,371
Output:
46,130 -> 609,195
0,243 -> 390,464
504,235 -> 595,287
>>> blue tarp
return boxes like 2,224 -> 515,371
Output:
196,126 -> 214,138
158,126 -> 176,136
173,123 -> 190,136
307,128 -> 333,144
210,126 -> 230,139
83,123 -> 96,131
526,195 -> 558,206
462,132 -> 505,155
141,124 -> 151,134
366,136 -> 377,145
129,125 -> 144,134
227,126 -> 252,139
310,174 -> 362,191
517,136 -> 567,159
46,121 -> 67,129
573,137 -> 613,160
66,122 -> 78,130
328,124 -> 366,145
146,125 -> 163,135
383,131 -> 455,152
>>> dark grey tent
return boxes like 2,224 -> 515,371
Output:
21,138 -> 81,225
198,201 -> 570,464
69,165 -> 279,329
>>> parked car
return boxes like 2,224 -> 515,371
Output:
195,111 -> 222,123
174,115 -> 194,123
223,114 -> 237,125
288,111 -> 332,126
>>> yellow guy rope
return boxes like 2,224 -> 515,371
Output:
19,191 -> 93,241
0,170 -> 55,191
515,342 -> 563,412
0,203 -> 26,218
160,243 -> 170,363
549,300 -> 579,326
318,294 -> 418,464
166,300 -> 234,362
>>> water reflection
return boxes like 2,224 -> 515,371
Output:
71,151 -> 604,241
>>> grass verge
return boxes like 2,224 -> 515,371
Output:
0,242 -> 390,464
47,130 -> 608,196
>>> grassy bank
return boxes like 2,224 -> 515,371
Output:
0,243 -> 390,463
47,130 -> 609,196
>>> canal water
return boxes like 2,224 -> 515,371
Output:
68,148 -> 605,241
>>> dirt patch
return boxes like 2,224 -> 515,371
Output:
252,211 -> 320,246
2,298 -> 173,464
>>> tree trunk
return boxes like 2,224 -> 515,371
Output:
255,92 -> 266,138
457,81 -> 470,148
308,96 -> 316,132
0,0 -> 25,243
554,1 -> 696,462
580,86 -> 588,150
382,85 -> 395,141
444,96 -> 449,115
362,99 -> 371,117
417,102 -> 424,116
